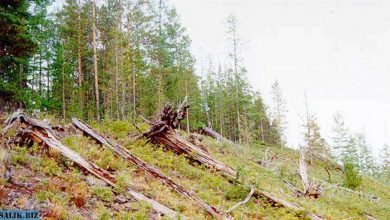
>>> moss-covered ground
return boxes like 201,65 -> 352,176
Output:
0,118 -> 389,219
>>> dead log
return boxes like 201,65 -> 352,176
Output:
201,127 -> 232,144
3,113 -> 179,218
150,129 -> 237,178
226,186 -> 255,214
323,183 -> 379,203
143,100 -> 324,220
72,118 -> 229,220
188,133 -> 208,154
283,180 -> 305,197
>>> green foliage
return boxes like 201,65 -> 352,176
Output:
129,202 -> 153,220
36,190 -> 53,203
2,118 -> 390,219
11,147 -> 29,166
92,186 -> 114,202
225,185 -> 250,201
343,159 -> 363,190
41,156 -> 63,176
96,203 -> 111,220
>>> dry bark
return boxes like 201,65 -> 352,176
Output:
3,112 -> 178,218
187,133 -> 208,153
298,151 -> 323,199
72,118 -> 229,220
226,186 -> 254,214
143,101 -> 324,220
201,126 -> 232,144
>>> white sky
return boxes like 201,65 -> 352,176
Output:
169,0 -> 390,156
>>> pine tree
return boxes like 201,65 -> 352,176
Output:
354,133 -> 375,174
380,143 -> 390,178
301,94 -> 328,164
91,0 -> 100,121
271,80 -> 287,147
344,135 -> 359,165
331,112 -> 349,161
0,0 -> 46,108
226,13 -> 242,143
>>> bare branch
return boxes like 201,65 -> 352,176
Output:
226,186 -> 255,214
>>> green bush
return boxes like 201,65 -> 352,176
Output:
343,159 -> 363,189
42,157 -> 62,176
92,186 -> 114,202
225,185 -> 250,201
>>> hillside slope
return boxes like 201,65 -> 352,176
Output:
0,116 -> 389,219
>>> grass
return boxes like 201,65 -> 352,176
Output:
0,117 -> 389,219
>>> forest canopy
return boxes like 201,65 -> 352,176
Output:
0,0 -> 279,145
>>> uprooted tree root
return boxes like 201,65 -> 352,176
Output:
141,99 -> 325,220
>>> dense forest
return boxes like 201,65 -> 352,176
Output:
1,0 -> 389,198
1,0 -> 282,144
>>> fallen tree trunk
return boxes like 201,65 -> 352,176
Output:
3,112 -> 179,218
201,127 -> 232,144
323,182 -> 379,203
226,186 -> 255,214
153,130 -> 237,178
188,133 -> 209,154
143,100 -> 324,220
72,118 -> 229,220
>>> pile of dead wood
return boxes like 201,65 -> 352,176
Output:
2,101 -> 327,220
1,111 -> 179,218
71,118 -> 228,219
139,100 -> 324,220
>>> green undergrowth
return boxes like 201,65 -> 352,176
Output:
1,117 -> 389,219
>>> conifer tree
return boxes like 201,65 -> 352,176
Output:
331,112 -> 349,161
271,80 -> 287,147
355,133 -> 375,174
380,143 -> 390,178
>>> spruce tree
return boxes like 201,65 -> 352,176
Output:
331,112 -> 349,161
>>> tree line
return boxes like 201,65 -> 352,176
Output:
1,0 -> 388,179
0,0 -> 284,146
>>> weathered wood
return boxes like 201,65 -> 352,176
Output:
144,100 -> 324,220
153,129 -> 237,178
323,182 -> 379,203
187,133 -> 208,154
226,186 -> 254,214
298,151 -> 323,199
201,126 -> 232,144
72,118 -> 229,220
3,112 -> 179,218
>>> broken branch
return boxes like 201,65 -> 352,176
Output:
3,112 -> 179,218
226,186 -> 255,214
72,118 -> 229,220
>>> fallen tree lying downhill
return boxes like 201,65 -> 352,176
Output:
187,133 -> 209,154
142,100 -> 324,220
142,101 -> 237,178
71,118 -> 229,220
201,126 -> 232,144
2,112 -> 179,218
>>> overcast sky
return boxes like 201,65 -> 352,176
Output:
169,0 -> 390,156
